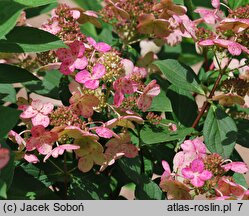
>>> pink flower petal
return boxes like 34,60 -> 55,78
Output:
191,176 -> 205,187
190,159 -> 204,173
94,42 -> 111,53
192,138 -> 206,155
24,154 -> 39,163
199,39 -> 215,46
75,70 -> 91,84
69,41 -> 85,58
137,95 -> 153,112
84,79 -> 99,90
20,106 -> 38,119
37,143 -> 53,155
87,37 -> 97,47
43,144 -> 80,162
59,60 -> 75,75
31,113 -> 50,127
173,151 -> 185,171
122,59 -> 134,75
95,127 -> 114,138
114,91 -> 124,107
40,103 -> 54,115
71,10 -> 81,19
83,10 -> 98,18
26,137 -> 39,151
92,63 -> 106,79
56,48 -> 72,61
182,167 -> 194,179
31,100 -> 43,111
228,43 -> 242,56
212,0 -> 220,9
144,80 -> 160,97
161,160 -> 171,179
74,56 -> 88,70
198,170 -> 213,181
222,162 -> 249,174
8,130 -> 25,146
31,125 -> 46,137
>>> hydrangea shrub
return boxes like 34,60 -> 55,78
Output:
0,0 -> 249,200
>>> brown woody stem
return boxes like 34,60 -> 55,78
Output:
191,54 -> 232,129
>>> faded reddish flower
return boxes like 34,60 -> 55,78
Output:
69,92 -> 100,118
26,125 -> 58,155
137,80 -> 160,111
56,40 -> 88,75
113,77 -> 138,107
219,18 -> 249,33
100,133 -> 138,171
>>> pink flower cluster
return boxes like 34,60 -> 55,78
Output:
160,138 -> 249,199
9,96 -> 148,172
195,0 -> 249,57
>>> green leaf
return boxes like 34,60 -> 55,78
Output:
178,53 -> 204,66
68,170 -> 112,200
0,106 -> 21,138
173,0 -> 184,4
141,121 -> 195,145
192,0 -> 212,7
0,180 -> 7,199
0,84 -> 16,103
14,0 -> 57,7
184,0 -> 198,20
7,167 -> 59,199
233,173 -> 248,188
143,143 -> 175,175
228,0 -> 248,9
0,26 -> 66,53
0,1 -> 25,39
148,90 -> 172,112
73,0 -> 102,10
236,119 -> 249,148
21,163 -> 53,188
24,70 -> 63,100
167,85 -> 198,127
135,178 -> 164,200
118,157 -> 164,199
0,64 -> 39,83
153,59 -> 205,95
203,106 -> 238,158
25,3 -> 58,18
80,23 -> 98,40
59,75 -> 72,106
118,157 -> 141,184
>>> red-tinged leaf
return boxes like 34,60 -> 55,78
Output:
106,0 -> 130,20
160,179 -> 192,200
137,14 -> 171,37
212,94 -> 245,106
